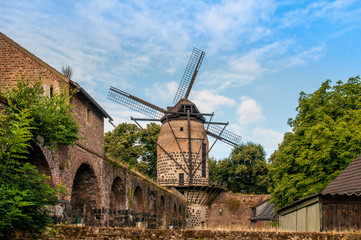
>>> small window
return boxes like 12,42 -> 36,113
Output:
42,85 -> 54,97
180,127 -> 183,132
49,86 -> 53,97
86,107 -> 92,125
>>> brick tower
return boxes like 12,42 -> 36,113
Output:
157,99 -> 208,186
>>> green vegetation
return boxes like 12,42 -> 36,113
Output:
227,197 -> 241,211
104,122 -> 160,179
0,78 -> 78,237
209,142 -> 269,194
269,76 -> 361,210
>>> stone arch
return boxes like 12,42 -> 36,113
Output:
149,191 -> 156,215
159,195 -> 165,216
71,163 -> 99,226
109,176 -> 126,212
132,186 -> 144,214
27,141 -> 54,186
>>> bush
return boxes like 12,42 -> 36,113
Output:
228,197 -> 241,211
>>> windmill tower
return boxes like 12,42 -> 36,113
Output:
107,48 -> 241,228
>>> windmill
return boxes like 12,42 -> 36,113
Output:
107,48 -> 241,227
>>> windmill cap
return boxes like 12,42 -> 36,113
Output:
161,99 -> 206,123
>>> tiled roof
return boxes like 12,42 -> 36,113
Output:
322,155 -> 361,194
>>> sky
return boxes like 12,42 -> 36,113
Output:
1,0 -> 361,160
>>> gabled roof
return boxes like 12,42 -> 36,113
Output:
322,155 -> 361,194
0,32 -> 112,121
250,199 -> 276,221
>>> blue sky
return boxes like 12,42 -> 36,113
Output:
1,0 -> 361,159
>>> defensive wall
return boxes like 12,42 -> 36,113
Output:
0,32 -> 186,229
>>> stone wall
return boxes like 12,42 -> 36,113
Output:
18,226 -> 361,240
208,192 -> 269,229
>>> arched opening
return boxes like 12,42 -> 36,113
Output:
132,186 -> 144,214
149,191 -> 156,216
159,195 -> 165,216
26,141 -> 53,186
71,163 -> 99,226
109,177 -> 126,227
109,177 -> 126,212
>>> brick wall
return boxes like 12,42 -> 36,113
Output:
71,94 -> 104,157
0,33 -> 68,90
208,192 -> 269,229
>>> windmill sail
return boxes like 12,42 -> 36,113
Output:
206,124 -> 242,147
173,48 -> 205,104
108,86 -> 166,119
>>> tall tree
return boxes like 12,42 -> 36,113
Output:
104,122 -> 160,179
269,76 -> 361,210
209,142 -> 269,194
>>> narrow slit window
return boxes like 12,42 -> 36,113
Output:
49,86 -> 53,97
86,107 -> 92,125
202,143 -> 206,177
180,127 -> 184,132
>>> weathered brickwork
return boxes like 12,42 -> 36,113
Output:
208,192 -> 269,229
71,95 -> 104,157
187,204 -> 209,228
0,32 -> 186,229
0,33 -> 67,90
157,118 -> 209,186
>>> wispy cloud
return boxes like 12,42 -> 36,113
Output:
144,81 -> 178,105
191,89 -> 236,113
195,0 -> 276,51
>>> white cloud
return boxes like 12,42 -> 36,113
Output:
190,90 -> 235,113
237,96 -> 265,125
251,127 -> 284,158
144,81 -> 178,105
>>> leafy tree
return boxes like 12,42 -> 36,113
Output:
209,142 -> 270,194
138,122 -> 160,178
4,78 -> 79,147
104,122 -> 160,178
0,78 -> 77,237
269,76 -> 361,210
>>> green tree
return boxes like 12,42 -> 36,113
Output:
5,78 -> 79,147
269,76 -> 361,210
138,122 -> 160,178
104,122 -> 160,178
209,142 -> 269,194
0,78 -> 78,237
